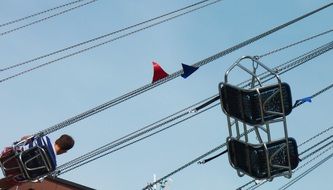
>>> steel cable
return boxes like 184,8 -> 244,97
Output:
0,0 -> 87,28
0,0 -> 97,36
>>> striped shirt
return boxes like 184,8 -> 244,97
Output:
24,136 -> 57,169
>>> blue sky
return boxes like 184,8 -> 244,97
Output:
0,0 -> 332,189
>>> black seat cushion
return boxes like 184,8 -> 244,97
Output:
220,83 -> 292,125
227,138 -> 299,179
20,146 -> 55,179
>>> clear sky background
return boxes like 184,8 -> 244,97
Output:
0,0 -> 332,189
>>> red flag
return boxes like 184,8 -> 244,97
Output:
152,61 -> 169,83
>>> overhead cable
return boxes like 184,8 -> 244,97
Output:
0,0 -> 97,36
257,28 -> 333,59
300,138 -> 333,161
298,126 -> 333,147
0,0 -> 222,73
299,135 -> 333,157
0,0 -> 87,28
1,1 -> 332,83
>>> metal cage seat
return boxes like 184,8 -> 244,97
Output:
227,137 -> 299,179
219,82 -> 293,125
0,146 -> 55,182
0,148 -> 22,181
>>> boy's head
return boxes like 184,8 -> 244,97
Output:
54,134 -> 74,155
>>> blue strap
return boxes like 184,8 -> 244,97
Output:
293,96 -> 312,108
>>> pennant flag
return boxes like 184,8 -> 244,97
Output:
152,61 -> 169,83
181,63 -> 198,79
293,96 -> 312,108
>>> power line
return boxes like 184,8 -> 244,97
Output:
0,0 -> 88,28
0,0 -> 97,36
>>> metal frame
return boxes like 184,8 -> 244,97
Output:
219,56 -> 294,180
19,146 -> 53,180
0,149 -> 26,182
0,140 -> 54,182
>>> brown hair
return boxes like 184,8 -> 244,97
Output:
55,134 -> 74,151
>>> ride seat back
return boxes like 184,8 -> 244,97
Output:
220,83 -> 293,125
227,137 -> 299,179
0,148 -> 23,180
19,146 -> 55,180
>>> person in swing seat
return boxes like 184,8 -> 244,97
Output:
0,134 -> 74,189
